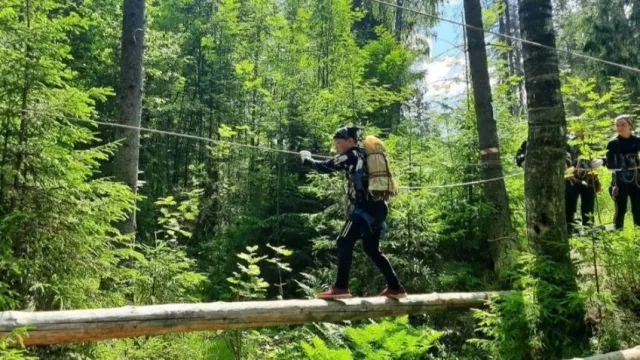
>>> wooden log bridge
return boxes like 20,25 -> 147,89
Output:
569,346 -> 640,360
0,291 -> 506,346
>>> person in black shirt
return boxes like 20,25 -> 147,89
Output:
300,127 -> 406,299
564,131 -> 604,231
516,134 -> 603,232
515,140 -> 528,168
606,115 -> 640,229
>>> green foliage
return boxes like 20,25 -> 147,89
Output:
224,242 -> 294,300
471,253 -> 589,359
0,0 -> 137,312
227,245 -> 270,301
556,0 -> 640,97
301,337 -> 353,360
346,317 -> 442,359
0,327 -> 37,360
266,243 -> 293,298
155,189 -> 202,242
6,0 -> 640,358
468,71 -> 640,360
222,244 -> 294,360
563,75 -> 636,161
570,228 -> 640,354
94,333 -> 216,360
130,240 -> 205,305
470,293 -> 533,359
300,317 -> 443,360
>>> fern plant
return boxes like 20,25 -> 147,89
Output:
155,189 -> 201,243
300,316 -> 442,360
226,246 -> 269,301
266,243 -> 293,299
224,244 -> 293,359
301,337 -> 353,360
128,191 -> 205,305
470,253 -> 590,359
0,327 -> 37,360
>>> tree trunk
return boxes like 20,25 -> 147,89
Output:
389,0 -> 404,130
502,0 -> 519,115
113,0 -> 145,236
394,0 -> 403,42
12,0 -> 31,210
351,0 -> 379,45
503,0 -> 515,76
0,112 -> 10,209
519,0 -> 569,279
498,0 -> 516,115
463,0 -> 518,273
498,2 -> 508,65
510,0 -> 525,110
519,0 -> 586,355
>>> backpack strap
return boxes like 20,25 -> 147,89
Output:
368,171 -> 389,178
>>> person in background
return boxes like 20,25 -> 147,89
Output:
300,127 -> 406,299
606,115 -> 640,229
564,130 -> 604,231
515,140 -> 528,168
516,132 -> 604,232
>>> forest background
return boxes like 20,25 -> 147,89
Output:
1,0 -> 640,358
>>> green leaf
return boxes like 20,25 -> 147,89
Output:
267,243 -> 293,257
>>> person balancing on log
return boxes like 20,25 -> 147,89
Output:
300,126 -> 406,299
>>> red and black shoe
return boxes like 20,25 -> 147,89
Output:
378,287 -> 407,299
316,288 -> 352,299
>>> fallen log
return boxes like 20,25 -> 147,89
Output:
0,291 -> 507,346
569,347 -> 640,360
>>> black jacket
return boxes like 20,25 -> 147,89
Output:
515,140 -> 573,168
606,134 -> 640,171
516,139 -> 604,180
304,146 -> 385,221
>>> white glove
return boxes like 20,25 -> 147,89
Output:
591,159 -> 604,169
300,150 -> 312,162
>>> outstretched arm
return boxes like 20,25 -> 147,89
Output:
301,151 -> 351,174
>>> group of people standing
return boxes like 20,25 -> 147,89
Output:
517,114 -> 640,231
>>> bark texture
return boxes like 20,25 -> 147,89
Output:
519,0 -> 587,356
464,0 -> 518,273
113,0 -> 145,235
0,292 -> 509,345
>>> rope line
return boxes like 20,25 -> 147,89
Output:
4,106 -> 509,168
5,106 -> 526,190
3,106 -> 332,159
4,106 -> 498,167
369,0 -> 640,75
96,121 -> 335,158
398,172 -> 522,190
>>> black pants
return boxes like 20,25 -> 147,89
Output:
335,203 -> 402,290
565,180 -> 596,231
610,180 -> 640,229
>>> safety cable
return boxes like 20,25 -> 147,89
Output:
398,172 -> 522,190
3,106 -> 525,190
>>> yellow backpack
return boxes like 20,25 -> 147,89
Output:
363,136 -> 398,201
